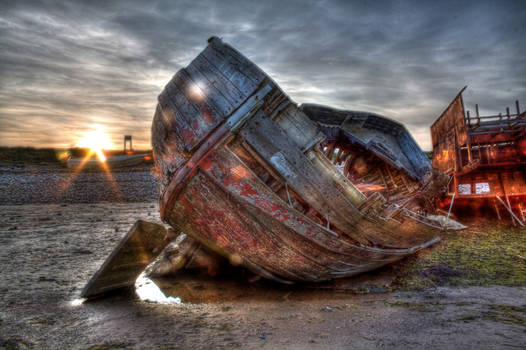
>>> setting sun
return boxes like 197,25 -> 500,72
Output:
77,128 -> 112,161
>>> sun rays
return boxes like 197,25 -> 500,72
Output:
76,128 -> 112,161
58,127 -> 122,200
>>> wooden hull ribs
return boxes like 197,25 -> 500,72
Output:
151,37 -> 450,283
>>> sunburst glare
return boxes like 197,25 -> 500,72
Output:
77,128 -> 112,161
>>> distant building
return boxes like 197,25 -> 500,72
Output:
124,135 -> 132,152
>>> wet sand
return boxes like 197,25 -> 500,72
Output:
1,202 -> 525,349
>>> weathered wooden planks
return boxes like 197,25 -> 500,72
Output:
301,103 -> 431,182
164,168 -> 433,282
151,37 -> 444,284
240,111 -> 370,243
81,220 -> 175,299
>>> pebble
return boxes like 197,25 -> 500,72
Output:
0,166 -> 158,205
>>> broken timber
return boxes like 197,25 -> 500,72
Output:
150,37 -> 457,284
81,220 -> 174,299
300,103 -> 443,213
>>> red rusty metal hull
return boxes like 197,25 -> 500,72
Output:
153,37 -> 445,283
431,88 -> 526,224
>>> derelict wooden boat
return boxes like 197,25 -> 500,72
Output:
151,37 -> 448,283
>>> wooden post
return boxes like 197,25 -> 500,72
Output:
506,107 -> 510,120
325,141 -> 335,158
124,135 -> 133,152
496,195 -> 525,227
497,173 -> 514,226
335,148 -> 343,164
494,197 -> 502,221
343,157 -> 352,176
505,193 -> 517,227
378,169 -> 388,192
466,130 -> 473,164
385,165 -> 398,188
518,202 -> 525,223
446,192 -> 456,225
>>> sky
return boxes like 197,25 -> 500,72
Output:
0,0 -> 524,151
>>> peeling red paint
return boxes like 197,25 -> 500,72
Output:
201,106 -> 216,124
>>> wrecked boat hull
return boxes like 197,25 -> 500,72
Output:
431,87 -> 526,225
152,37 -> 444,283
301,104 -> 446,213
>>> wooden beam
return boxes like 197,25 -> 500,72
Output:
496,195 -> 525,226
446,192 -> 456,225
81,220 -> 175,299
518,202 -> 525,223
494,198 -> 502,221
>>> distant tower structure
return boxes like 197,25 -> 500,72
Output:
124,135 -> 133,152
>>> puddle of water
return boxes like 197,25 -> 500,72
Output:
145,269 -> 381,304
71,266 -> 391,306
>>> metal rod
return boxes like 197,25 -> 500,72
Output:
504,193 -> 516,227
445,192 -> 456,229
496,195 -> 525,226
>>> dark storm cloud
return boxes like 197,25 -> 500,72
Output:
0,0 -> 524,150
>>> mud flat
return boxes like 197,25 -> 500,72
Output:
1,202 -> 525,349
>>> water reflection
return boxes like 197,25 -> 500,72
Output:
143,269 -> 389,304
70,298 -> 86,307
135,273 -> 182,304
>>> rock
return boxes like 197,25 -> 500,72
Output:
421,264 -> 461,283
73,249 -> 93,255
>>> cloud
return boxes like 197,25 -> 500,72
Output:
0,0 -> 524,150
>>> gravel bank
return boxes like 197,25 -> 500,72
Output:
0,165 -> 158,205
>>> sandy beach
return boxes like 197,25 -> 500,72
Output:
1,166 -> 525,349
